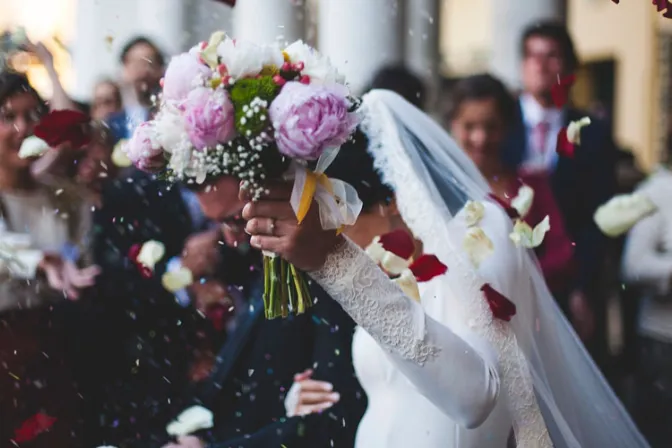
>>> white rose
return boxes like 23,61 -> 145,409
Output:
511,185 -> 535,218
462,227 -> 494,267
166,405 -> 214,437
394,269 -> 421,302
136,240 -> 166,271
594,193 -> 657,237
463,200 -> 485,227
509,216 -> 550,248
283,40 -> 346,84
154,106 -> 188,153
217,38 -> 283,79
18,135 -> 49,159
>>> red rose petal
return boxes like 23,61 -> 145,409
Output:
486,193 -> 519,219
555,128 -> 575,158
653,0 -> 666,12
550,74 -> 576,109
409,254 -> 448,282
14,413 -> 57,443
128,243 -> 153,278
378,229 -> 415,260
34,109 -> 91,149
206,304 -> 231,332
128,243 -> 141,262
481,284 -> 517,322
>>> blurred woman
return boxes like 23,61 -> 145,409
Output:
0,71 -> 98,446
447,73 -> 574,294
91,79 -> 122,121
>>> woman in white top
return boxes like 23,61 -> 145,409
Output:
242,90 -> 647,447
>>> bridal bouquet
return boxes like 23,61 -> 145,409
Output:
126,31 -> 361,319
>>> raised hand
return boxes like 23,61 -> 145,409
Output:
285,369 -> 340,417
240,182 -> 342,272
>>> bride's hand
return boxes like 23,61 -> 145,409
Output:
240,182 -> 343,272
285,369 -> 340,417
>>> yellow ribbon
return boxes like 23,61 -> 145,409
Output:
296,170 -> 343,234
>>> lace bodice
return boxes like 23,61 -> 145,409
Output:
310,238 -> 500,429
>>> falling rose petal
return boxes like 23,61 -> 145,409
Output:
111,139 -> 132,167
206,304 -> 229,332
409,254 -> 448,282
200,31 -> 227,69
380,251 -> 412,276
393,269 -> 422,302
34,109 -> 91,149
550,73 -> 576,109
566,116 -> 591,145
487,193 -> 519,219
378,229 -> 415,260
162,267 -> 194,292
510,185 -> 534,218
463,200 -> 485,227
18,135 -> 49,159
509,216 -> 550,248
653,0 -> 666,12
136,240 -> 166,271
14,413 -> 57,443
594,192 -> 657,237
128,243 -> 142,262
555,128 -> 575,158
365,237 -> 387,264
166,405 -> 214,436
462,227 -> 494,267
481,284 -> 516,321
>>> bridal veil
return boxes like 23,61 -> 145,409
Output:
358,89 -> 648,448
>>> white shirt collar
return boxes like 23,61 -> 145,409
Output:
520,93 -> 564,127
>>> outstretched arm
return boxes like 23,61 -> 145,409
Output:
310,238 -> 499,429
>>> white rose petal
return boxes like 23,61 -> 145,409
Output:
511,185 -> 535,218
201,31 -> 227,69
509,216 -> 550,248
162,267 -> 194,292
381,251 -> 411,276
462,227 -> 494,267
594,193 -> 657,237
393,269 -> 421,302
137,240 -> 166,271
217,38 -> 283,79
166,405 -> 214,437
566,117 -> 591,145
18,136 -> 49,159
283,40 -> 346,84
364,237 -> 386,264
463,200 -> 485,227
111,140 -> 132,167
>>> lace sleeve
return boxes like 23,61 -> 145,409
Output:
310,238 -> 500,428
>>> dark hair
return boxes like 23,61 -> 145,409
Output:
325,128 -> 393,210
0,71 -> 44,109
119,36 -> 165,67
367,66 -> 426,110
521,21 -> 578,71
446,73 -> 518,126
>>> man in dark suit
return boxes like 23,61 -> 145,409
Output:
157,175 -> 366,448
501,21 -> 616,363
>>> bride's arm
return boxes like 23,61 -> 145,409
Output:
309,237 -> 499,429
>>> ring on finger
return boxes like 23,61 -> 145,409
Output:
269,218 -> 276,236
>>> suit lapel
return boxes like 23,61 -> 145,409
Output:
198,281 -> 264,405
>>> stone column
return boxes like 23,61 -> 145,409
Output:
405,0 -> 440,107
318,0 -> 404,95
489,0 -> 563,89
232,0 -> 304,46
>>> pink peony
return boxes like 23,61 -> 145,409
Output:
269,82 -> 358,160
183,88 -> 236,150
124,122 -> 166,172
163,53 -> 212,102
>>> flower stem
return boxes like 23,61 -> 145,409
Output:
262,256 -> 312,319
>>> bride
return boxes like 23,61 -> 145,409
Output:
241,90 -> 648,447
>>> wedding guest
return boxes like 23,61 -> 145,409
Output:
448,74 -> 574,293
622,165 -> 672,447
91,79 -> 123,120
158,175 -> 366,448
501,21 -> 616,348
0,71 -> 98,446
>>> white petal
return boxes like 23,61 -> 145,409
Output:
566,117 -> 591,145
111,140 -> 132,167
166,405 -> 214,437
463,200 -> 485,227
509,216 -> 550,248
364,237 -> 386,264
511,185 -> 534,218
380,251 -> 411,276
594,193 -> 657,237
393,269 -> 421,302
18,136 -> 49,159
462,227 -> 494,267
136,240 -> 166,271
162,267 -> 194,292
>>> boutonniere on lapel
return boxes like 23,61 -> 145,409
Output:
366,229 -> 447,302
550,74 -> 592,159
611,1 -> 672,19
